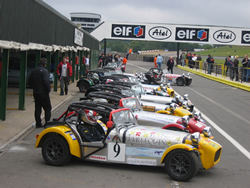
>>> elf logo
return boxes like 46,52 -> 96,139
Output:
241,31 -> 250,44
112,24 -> 145,38
175,27 -> 209,42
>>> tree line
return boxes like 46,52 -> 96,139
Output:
101,40 -> 214,53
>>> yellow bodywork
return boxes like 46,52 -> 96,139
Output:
35,125 -> 81,158
157,86 -> 175,97
160,136 -> 222,170
156,107 -> 192,117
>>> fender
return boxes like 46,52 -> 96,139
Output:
160,144 -> 196,163
156,110 -> 171,114
162,123 -> 186,130
35,126 -> 81,158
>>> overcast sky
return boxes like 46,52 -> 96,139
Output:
42,0 -> 250,28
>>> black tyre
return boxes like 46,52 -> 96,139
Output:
164,149 -> 199,182
176,77 -> 184,86
42,135 -> 71,166
144,75 -> 151,84
78,81 -> 89,92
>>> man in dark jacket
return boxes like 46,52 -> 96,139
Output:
28,58 -> 51,128
233,56 -> 239,81
242,55 -> 249,81
167,56 -> 174,74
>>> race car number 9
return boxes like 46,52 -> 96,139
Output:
108,143 -> 125,161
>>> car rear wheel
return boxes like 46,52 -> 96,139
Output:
42,135 -> 71,166
79,81 -> 89,92
176,77 -> 184,86
165,149 -> 199,182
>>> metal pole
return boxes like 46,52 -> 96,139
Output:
35,50 -> 41,67
46,52 -> 51,73
71,51 -> 75,82
19,51 -> 27,110
0,49 -> 9,120
76,51 -> 79,80
54,51 -> 59,92
104,39 -> 106,56
176,43 -> 180,65
79,50 -> 83,77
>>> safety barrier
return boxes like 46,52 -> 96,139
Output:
177,62 -> 250,92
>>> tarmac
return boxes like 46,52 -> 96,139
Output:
0,62 -> 250,153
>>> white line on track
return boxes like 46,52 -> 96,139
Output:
129,63 -> 250,160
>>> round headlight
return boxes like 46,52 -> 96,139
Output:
182,115 -> 190,126
167,83 -> 171,88
183,94 -> 189,100
194,111 -> 201,121
203,126 -> 212,137
191,132 -> 200,144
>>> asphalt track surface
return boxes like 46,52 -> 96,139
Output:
0,61 -> 249,188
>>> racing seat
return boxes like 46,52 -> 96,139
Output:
77,110 -> 107,142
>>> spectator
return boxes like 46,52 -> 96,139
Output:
167,56 -> 174,74
28,58 -> 51,128
224,57 -> 228,75
57,56 -> 73,95
85,55 -> 89,74
246,59 -> 250,82
226,56 -> 234,80
156,54 -> 163,68
206,54 -> 212,74
114,54 -> 118,62
242,55 -> 249,81
154,56 -> 157,68
180,53 -> 185,67
233,56 -> 239,81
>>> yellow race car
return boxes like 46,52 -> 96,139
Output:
156,103 -> 193,118
157,83 -> 175,97
36,101 -> 222,182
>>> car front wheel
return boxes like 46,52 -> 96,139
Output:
42,135 -> 71,166
176,77 -> 184,86
78,81 -> 89,92
165,149 -> 199,182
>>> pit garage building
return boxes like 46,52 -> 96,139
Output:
0,0 -> 100,120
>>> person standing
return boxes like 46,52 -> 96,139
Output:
85,55 -> 89,74
206,54 -> 212,74
57,56 -> 73,95
156,54 -> 163,68
167,56 -> 174,74
233,56 -> 239,81
28,58 -> 51,128
154,56 -> 157,68
226,56 -> 234,80
242,55 -> 248,81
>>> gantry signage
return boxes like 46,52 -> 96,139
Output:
91,21 -> 250,46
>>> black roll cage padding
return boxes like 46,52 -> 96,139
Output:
88,91 -> 127,100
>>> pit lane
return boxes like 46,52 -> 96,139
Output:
0,61 -> 249,188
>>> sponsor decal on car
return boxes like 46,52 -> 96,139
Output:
126,147 -> 165,158
89,155 -> 107,161
241,31 -> 250,44
175,27 -> 209,42
111,24 -> 145,38
70,134 -> 76,140
127,158 -> 157,166
142,105 -> 156,112
148,26 -> 172,40
213,29 -> 236,43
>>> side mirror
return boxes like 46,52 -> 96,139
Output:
107,121 -> 113,128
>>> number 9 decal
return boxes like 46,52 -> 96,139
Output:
108,143 -> 125,161
113,143 -> 120,158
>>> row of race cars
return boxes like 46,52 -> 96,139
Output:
35,62 -> 222,182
